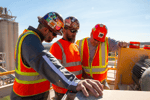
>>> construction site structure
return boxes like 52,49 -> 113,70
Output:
0,7 -> 18,71
0,7 -> 150,99
0,52 -> 6,68
0,47 -> 150,99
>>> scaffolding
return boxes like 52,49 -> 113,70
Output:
0,52 -> 6,68
0,52 -> 14,86
0,7 -> 18,71
0,7 -> 16,21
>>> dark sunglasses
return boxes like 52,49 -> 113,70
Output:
70,29 -> 78,33
49,30 -> 57,36
52,32 -> 57,36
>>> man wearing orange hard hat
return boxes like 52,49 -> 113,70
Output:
76,23 -> 128,89
10,11 -> 103,100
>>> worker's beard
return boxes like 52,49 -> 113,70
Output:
44,32 -> 52,42
66,32 -> 75,43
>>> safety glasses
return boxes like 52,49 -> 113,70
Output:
52,32 -> 57,36
70,29 -> 78,33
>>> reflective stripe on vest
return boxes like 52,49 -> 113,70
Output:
56,41 -> 82,76
13,29 -> 50,96
52,40 -> 82,94
78,37 -> 109,82
83,65 -> 108,74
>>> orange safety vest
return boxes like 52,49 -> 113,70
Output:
50,39 -> 82,94
13,29 -> 50,97
76,37 -> 109,82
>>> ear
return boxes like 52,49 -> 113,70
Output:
37,27 -> 48,35
39,27 -> 49,36
63,28 -> 65,33
63,28 -> 66,34
90,32 -> 93,37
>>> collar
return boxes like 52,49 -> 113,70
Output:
62,38 -> 73,43
88,38 -> 98,47
27,26 -> 44,41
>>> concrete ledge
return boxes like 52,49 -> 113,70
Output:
0,83 -> 13,98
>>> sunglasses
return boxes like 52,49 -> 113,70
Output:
49,29 -> 57,36
52,32 -> 57,36
70,29 -> 78,33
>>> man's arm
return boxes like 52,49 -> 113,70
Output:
22,34 -> 78,92
22,34 -> 103,97
108,37 -> 128,52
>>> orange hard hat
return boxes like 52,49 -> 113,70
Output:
92,24 -> 107,42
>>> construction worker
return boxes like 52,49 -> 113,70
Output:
76,23 -> 128,89
10,12 -> 103,100
50,16 -> 86,100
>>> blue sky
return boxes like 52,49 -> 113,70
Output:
1,0 -> 150,43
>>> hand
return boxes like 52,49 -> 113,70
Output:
76,79 -> 103,97
118,41 -> 128,48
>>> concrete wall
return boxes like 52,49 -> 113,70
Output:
13,23 -> 18,48
0,83 -> 13,98
0,21 -> 9,70
0,20 -> 18,71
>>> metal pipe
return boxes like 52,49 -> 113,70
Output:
0,70 -> 15,76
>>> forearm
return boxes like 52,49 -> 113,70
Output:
108,37 -> 119,52
108,38 -> 128,52
22,35 -> 80,92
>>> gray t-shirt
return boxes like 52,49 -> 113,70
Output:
88,37 -> 118,64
